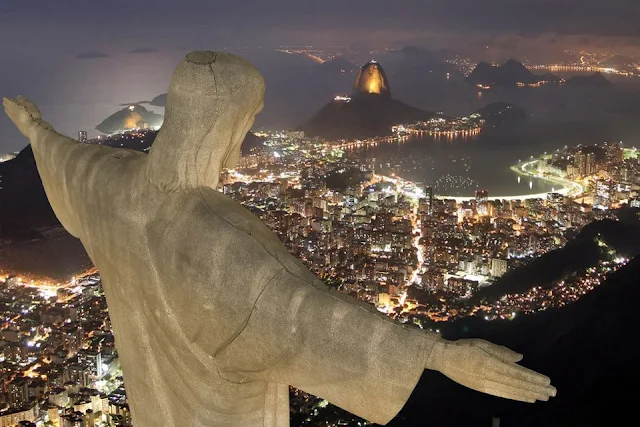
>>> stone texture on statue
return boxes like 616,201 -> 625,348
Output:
3,51 -> 555,427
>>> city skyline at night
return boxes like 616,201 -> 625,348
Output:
2,1 -> 640,426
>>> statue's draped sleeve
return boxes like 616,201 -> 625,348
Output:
215,261 -> 439,425
28,123 -> 133,239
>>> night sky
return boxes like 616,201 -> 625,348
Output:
3,1 -> 640,37
1,0 -> 639,152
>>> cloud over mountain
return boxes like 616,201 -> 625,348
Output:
76,50 -> 109,59
130,47 -> 158,54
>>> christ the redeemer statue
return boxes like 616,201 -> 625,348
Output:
4,51 -> 555,427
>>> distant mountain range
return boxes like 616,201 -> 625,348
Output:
467,59 -> 614,91
300,58 -> 529,140
468,59 -> 561,87
95,100 -> 272,151
301,97 -> 526,140
564,72 -> 612,88
0,145 -> 59,237
96,104 -> 163,134
300,60 -> 434,139
300,93 -> 434,140
474,102 -> 527,126
149,93 -> 167,107
601,54 -> 635,69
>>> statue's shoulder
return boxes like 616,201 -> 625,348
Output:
187,186 -> 291,261
191,187 -> 336,292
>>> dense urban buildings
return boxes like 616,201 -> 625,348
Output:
227,132 -> 634,323
0,271 -> 130,426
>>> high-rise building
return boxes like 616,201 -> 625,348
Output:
617,166 -> 629,183
8,378 -> 30,408
594,179 -> 615,208
421,186 -> 434,215
491,258 -> 508,277
78,349 -> 103,377
546,192 -> 563,209
63,364 -> 90,387
78,131 -> 88,143
574,152 -> 587,176
605,142 -> 624,164
574,151 -> 597,176
475,190 -> 489,202
475,190 -> 489,215
566,164 -> 579,177
586,152 -> 597,175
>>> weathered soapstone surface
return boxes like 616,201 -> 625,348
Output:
3,51 -> 555,427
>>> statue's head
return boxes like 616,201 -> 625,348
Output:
146,51 -> 265,191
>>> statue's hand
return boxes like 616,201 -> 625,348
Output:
3,96 -> 43,138
427,338 -> 556,403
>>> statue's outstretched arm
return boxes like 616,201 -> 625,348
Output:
3,96 -> 133,238
215,263 -> 555,425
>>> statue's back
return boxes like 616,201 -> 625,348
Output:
79,153 -> 291,426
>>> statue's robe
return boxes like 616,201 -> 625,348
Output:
29,126 -> 436,426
